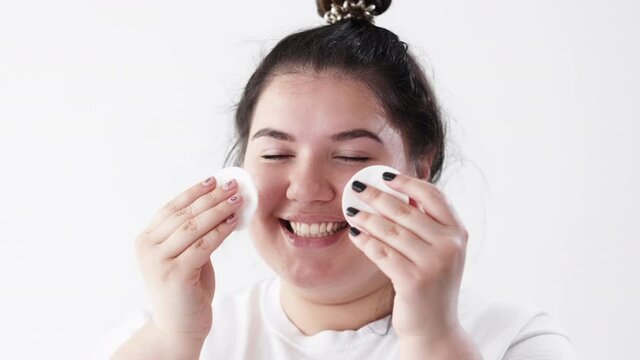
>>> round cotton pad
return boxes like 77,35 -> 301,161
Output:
342,165 -> 409,227
213,167 -> 258,231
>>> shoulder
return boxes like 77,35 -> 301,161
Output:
458,288 -> 576,359
502,313 -> 577,360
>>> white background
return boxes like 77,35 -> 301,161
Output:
1,0 -> 639,359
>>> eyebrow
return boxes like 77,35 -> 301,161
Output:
332,128 -> 383,143
251,127 -> 383,144
251,128 -> 295,141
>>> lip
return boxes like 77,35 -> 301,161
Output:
279,219 -> 348,249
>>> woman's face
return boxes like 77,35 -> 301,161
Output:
243,72 -> 415,300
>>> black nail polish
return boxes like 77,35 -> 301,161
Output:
346,207 -> 360,217
382,172 -> 397,181
352,180 -> 366,193
349,227 -> 361,236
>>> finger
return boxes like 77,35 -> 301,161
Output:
142,176 -> 218,235
346,207 -> 430,266
158,194 -> 243,259
348,227 -> 414,282
148,179 -> 238,244
349,181 -> 446,245
378,173 -> 462,226
175,212 -> 239,271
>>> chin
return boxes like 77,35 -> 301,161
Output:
249,217 -> 362,288
249,215 -> 385,294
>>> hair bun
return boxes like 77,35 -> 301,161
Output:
316,0 -> 392,23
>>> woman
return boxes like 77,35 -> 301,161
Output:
105,1 -> 576,359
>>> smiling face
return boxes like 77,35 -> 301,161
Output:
243,71 -> 416,301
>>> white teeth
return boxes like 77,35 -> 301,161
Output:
288,221 -> 346,237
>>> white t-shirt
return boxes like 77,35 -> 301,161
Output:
92,276 -> 577,359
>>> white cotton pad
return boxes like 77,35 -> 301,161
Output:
213,166 -> 258,231
342,165 -> 409,227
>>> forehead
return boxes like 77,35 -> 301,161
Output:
251,72 -> 393,136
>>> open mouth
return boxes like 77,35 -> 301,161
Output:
279,218 -> 349,238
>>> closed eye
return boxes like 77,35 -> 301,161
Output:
336,156 -> 370,163
261,155 -> 293,160
261,155 -> 370,163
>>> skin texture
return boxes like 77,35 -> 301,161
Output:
115,177 -> 244,359
243,71 -> 481,359
243,72 -> 413,334
244,71 -> 410,314
115,70 -> 480,359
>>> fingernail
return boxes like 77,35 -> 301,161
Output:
349,227 -> 361,236
223,179 -> 236,191
346,207 -> 359,217
352,180 -> 366,193
228,195 -> 241,204
382,172 -> 397,181
201,177 -> 215,186
225,214 -> 237,224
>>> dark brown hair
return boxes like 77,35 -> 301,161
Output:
225,0 -> 446,183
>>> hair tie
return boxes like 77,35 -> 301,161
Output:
324,0 -> 377,24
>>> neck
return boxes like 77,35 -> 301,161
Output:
280,278 -> 394,336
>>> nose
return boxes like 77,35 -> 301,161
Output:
286,160 -> 336,204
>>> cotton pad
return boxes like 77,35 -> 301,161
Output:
213,167 -> 258,231
342,165 -> 409,226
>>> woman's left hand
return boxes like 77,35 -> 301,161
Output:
346,172 -> 469,344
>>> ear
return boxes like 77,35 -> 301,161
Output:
414,153 -> 434,181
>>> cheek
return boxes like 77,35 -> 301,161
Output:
247,167 -> 282,252
245,165 -> 286,217
335,170 -> 355,200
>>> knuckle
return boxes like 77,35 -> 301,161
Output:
384,224 -> 401,238
207,226 -> 223,239
427,186 -> 443,199
163,200 -> 179,213
181,218 -> 199,232
208,189 -> 221,202
175,205 -> 193,217
441,238 -> 465,260
418,183 -> 441,201
429,257 -> 448,276
190,221 -> 232,254
367,188 -> 383,202
459,227 -> 469,244
392,203 -> 413,218
358,237 -> 388,260
193,237 -> 210,251
212,202 -> 232,219
196,228 -> 221,250
370,243 -> 389,260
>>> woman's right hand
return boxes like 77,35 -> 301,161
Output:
134,176 -> 242,343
